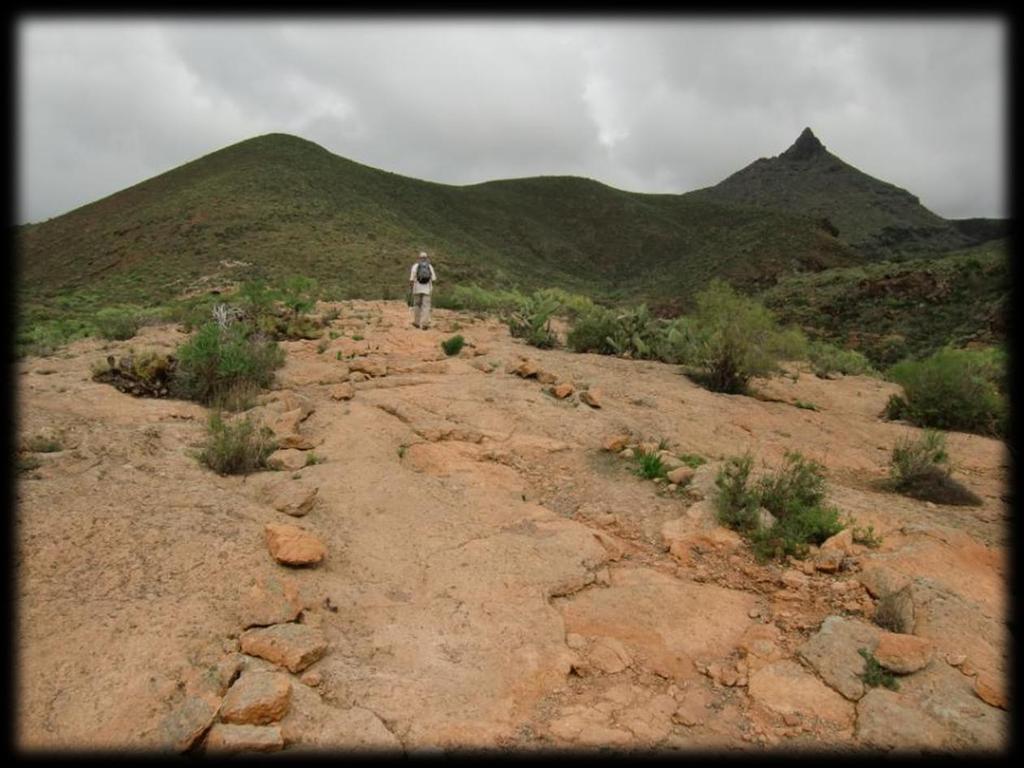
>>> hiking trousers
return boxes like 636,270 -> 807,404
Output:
412,292 -> 432,328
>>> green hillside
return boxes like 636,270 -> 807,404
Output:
690,128 -> 980,261
16,133 -> 857,318
759,239 -> 1009,366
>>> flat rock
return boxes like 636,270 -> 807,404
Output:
268,449 -> 308,472
268,482 -> 319,517
855,688 -> 948,751
874,632 -> 934,674
204,723 -> 284,753
974,673 -> 1007,710
797,615 -> 881,701
821,528 -> 855,555
602,434 -> 631,453
219,672 -> 292,725
160,695 -> 219,752
239,623 -> 329,673
747,660 -> 854,727
551,383 -> 574,399
580,389 -> 603,408
264,523 -> 327,566
279,682 -> 403,751
537,370 -> 558,385
665,466 -> 694,486
348,358 -> 387,378
858,563 -> 911,598
239,574 -> 304,628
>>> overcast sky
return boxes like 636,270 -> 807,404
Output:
17,16 -> 1008,224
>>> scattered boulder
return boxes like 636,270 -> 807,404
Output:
874,633 -> 934,674
239,574 -> 304,628
509,359 -> 540,378
160,695 -> 219,753
603,434 -> 631,453
797,615 -> 882,701
858,563 -> 911,599
537,370 -> 558,385
268,449 -> 308,472
814,548 -> 845,573
349,358 -> 387,378
204,723 -> 284,753
974,673 -> 1007,710
239,623 -> 329,673
268,483 -> 318,517
219,672 -> 292,725
329,383 -> 355,401
264,523 -> 327,566
580,389 -> 603,408
666,466 -> 694,486
821,529 -> 855,555
551,383 -> 574,399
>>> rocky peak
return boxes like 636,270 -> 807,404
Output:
780,127 -> 827,161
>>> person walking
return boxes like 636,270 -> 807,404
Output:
408,251 -> 437,329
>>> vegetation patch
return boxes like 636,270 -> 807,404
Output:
858,648 -> 900,691
634,451 -> 668,481
884,346 -> 1006,437
23,435 -> 63,453
715,450 -> 844,562
92,349 -> 178,398
172,322 -> 285,406
808,341 -> 877,378
94,306 -> 143,341
198,413 -> 277,475
888,430 -> 982,506
441,335 -> 465,356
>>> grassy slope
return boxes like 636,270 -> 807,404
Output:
759,239 -> 1008,365
17,133 -> 859,322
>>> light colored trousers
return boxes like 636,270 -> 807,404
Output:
412,292 -> 432,327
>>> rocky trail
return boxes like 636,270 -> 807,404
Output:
15,300 -> 1010,753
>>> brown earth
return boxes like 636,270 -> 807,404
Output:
15,300 -> 1010,754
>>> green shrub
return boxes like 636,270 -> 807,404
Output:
24,435 -> 62,453
235,280 -> 280,324
505,292 -> 559,348
809,341 -> 877,378
873,587 -> 914,633
434,284 -> 525,312
716,450 -> 844,561
172,322 -> 285,405
634,451 -> 667,480
17,454 -> 43,472
885,346 -> 1006,436
656,316 -> 708,365
852,524 -> 883,548
198,413 -> 276,475
604,304 -> 664,359
281,275 -> 319,318
567,307 -> 620,354
889,430 -> 982,506
441,335 -> 465,356
688,280 -> 791,394
858,648 -> 900,691
678,453 -> 707,469
17,318 -> 95,357
94,306 -> 143,340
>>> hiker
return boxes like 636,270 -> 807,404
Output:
408,251 -> 437,329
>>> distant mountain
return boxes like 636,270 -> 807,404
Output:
16,133 -> 857,313
690,127 -> 1001,261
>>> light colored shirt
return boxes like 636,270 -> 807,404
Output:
409,262 -> 437,295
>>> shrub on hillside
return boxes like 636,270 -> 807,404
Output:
715,450 -> 844,561
94,306 -> 142,340
885,346 -> 1006,436
172,322 -> 285,405
566,307 -> 620,354
281,275 -> 319,319
809,341 -> 878,378
431,284 -> 525,313
655,316 -> 708,365
888,430 -> 982,506
16,318 -> 95,358
505,291 -> 560,348
688,280 -> 793,394
198,413 -> 276,475
604,304 -> 663,359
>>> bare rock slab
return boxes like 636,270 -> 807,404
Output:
855,688 -> 949,752
240,623 -> 329,673
204,723 -> 284,753
748,660 -> 855,728
265,523 -> 327,566
219,671 -> 292,725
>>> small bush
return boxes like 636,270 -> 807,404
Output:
688,280 -> 791,394
505,292 -> 559,349
678,453 -> 707,469
281,275 -> 319,318
173,322 -> 285,405
567,307 -> 620,354
809,342 -> 877,378
433,284 -> 525,313
716,450 -> 844,561
198,413 -> 276,475
634,452 -> 667,480
317,339 -> 329,354
858,648 -> 900,691
852,524 -> 883,548
656,316 -> 708,365
604,305 -> 663,359
24,435 -> 62,453
441,335 -> 465,356
95,306 -> 142,340
304,452 -> 325,466
873,587 -> 914,633
885,346 -> 1006,436
889,430 -> 982,506
17,454 -> 43,472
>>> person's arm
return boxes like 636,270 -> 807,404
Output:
430,265 -> 437,283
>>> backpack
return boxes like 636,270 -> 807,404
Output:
416,262 -> 432,284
